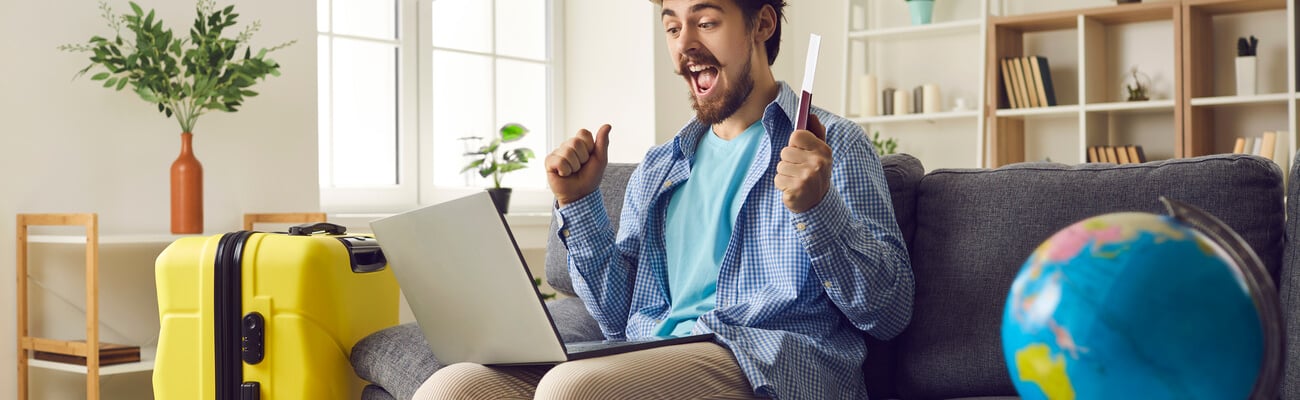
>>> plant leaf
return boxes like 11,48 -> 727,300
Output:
460,159 -> 485,173
499,123 -> 528,142
91,72 -> 111,81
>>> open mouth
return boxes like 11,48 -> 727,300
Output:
687,63 -> 719,98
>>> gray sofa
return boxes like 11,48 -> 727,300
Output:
352,153 -> 1299,400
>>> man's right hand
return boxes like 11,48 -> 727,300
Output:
547,124 -> 611,206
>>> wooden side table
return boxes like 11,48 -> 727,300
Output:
17,213 -> 103,400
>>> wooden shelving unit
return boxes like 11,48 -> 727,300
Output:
985,2 -> 1182,166
845,0 -> 1296,169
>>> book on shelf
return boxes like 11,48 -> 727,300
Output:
1019,57 -> 1040,108
1087,145 -> 1146,164
32,341 -> 141,366
1029,56 -> 1057,107
1104,146 -> 1120,164
1126,145 -> 1146,163
1232,137 -> 1247,154
1000,58 -> 1018,109
1259,132 -> 1277,162
998,56 -> 1057,109
1011,57 -> 1031,109
1252,136 -> 1263,156
1115,146 -> 1131,164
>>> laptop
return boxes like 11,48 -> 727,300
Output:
369,191 -> 714,366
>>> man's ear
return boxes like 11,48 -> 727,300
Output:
753,4 -> 777,45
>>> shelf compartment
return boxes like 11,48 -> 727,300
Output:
26,345 -> 155,376
1085,99 -> 1177,113
849,19 -> 981,40
1189,93 -> 1292,106
853,110 -> 980,124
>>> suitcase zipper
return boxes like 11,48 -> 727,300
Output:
215,231 -> 254,400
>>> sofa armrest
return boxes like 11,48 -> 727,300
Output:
1282,152 -> 1300,399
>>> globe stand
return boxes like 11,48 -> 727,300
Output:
1160,196 -> 1283,400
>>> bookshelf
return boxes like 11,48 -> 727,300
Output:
844,0 -> 1296,170
843,0 -> 990,170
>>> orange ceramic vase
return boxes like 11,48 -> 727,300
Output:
170,132 -> 203,234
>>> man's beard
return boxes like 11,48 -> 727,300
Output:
689,49 -> 755,126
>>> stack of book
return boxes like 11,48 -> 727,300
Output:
1232,131 -> 1286,163
1087,145 -> 1147,164
999,55 -> 1057,109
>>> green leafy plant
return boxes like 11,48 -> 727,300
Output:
460,123 -> 536,189
59,0 -> 295,133
872,131 -> 899,156
1125,67 -> 1150,102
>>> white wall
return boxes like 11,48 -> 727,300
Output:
564,0 -> 663,163
0,0 -> 318,397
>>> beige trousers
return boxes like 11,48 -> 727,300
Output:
413,342 -> 764,400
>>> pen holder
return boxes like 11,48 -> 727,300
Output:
1236,56 -> 1257,96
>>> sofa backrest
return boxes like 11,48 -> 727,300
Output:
545,163 -> 638,297
895,154 -> 1287,399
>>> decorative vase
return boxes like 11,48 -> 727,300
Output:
908,0 -> 934,25
170,132 -> 203,234
487,188 -> 512,215
1236,56 -> 1257,96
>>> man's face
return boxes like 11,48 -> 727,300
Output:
661,0 -> 759,126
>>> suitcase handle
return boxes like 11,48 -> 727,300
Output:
287,222 -> 347,236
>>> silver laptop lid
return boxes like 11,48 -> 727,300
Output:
370,192 -> 568,365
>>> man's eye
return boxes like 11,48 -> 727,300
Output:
699,22 -> 717,29
666,27 -> 680,35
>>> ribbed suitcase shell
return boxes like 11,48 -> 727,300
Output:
154,230 -> 398,399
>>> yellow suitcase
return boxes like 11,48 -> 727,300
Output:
154,223 -> 399,399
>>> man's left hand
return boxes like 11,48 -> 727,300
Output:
775,113 -> 831,214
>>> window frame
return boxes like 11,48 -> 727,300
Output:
319,0 -> 564,214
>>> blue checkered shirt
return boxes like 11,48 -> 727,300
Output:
555,82 -> 914,399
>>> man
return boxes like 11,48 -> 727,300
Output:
419,0 -> 913,398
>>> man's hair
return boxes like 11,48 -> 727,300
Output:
737,0 -> 788,66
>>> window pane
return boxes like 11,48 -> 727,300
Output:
432,50 -> 494,187
317,0 -> 329,32
332,0 -> 397,40
318,36 -> 332,187
431,0 -> 492,53
495,59 -> 547,190
331,38 -> 399,187
496,0 -> 546,61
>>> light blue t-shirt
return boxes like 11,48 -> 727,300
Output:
657,120 -> 766,336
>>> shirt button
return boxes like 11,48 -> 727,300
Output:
663,180 -> 673,188
796,222 -> 807,231
561,229 -> 570,238
823,281 -> 833,289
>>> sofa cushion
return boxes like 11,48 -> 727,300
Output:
546,163 -> 637,296
862,153 -> 924,399
897,154 -> 1285,399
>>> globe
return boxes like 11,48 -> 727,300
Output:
1001,199 -> 1283,400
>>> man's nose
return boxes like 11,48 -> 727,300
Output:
674,25 -> 700,54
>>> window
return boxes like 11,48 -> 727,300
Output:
319,0 -> 559,213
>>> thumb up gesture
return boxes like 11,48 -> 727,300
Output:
775,114 -> 831,214
547,124 -> 612,206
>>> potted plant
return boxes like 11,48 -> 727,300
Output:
906,0 -> 934,25
1125,66 -> 1151,102
460,123 -> 536,214
60,0 -> 294,233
